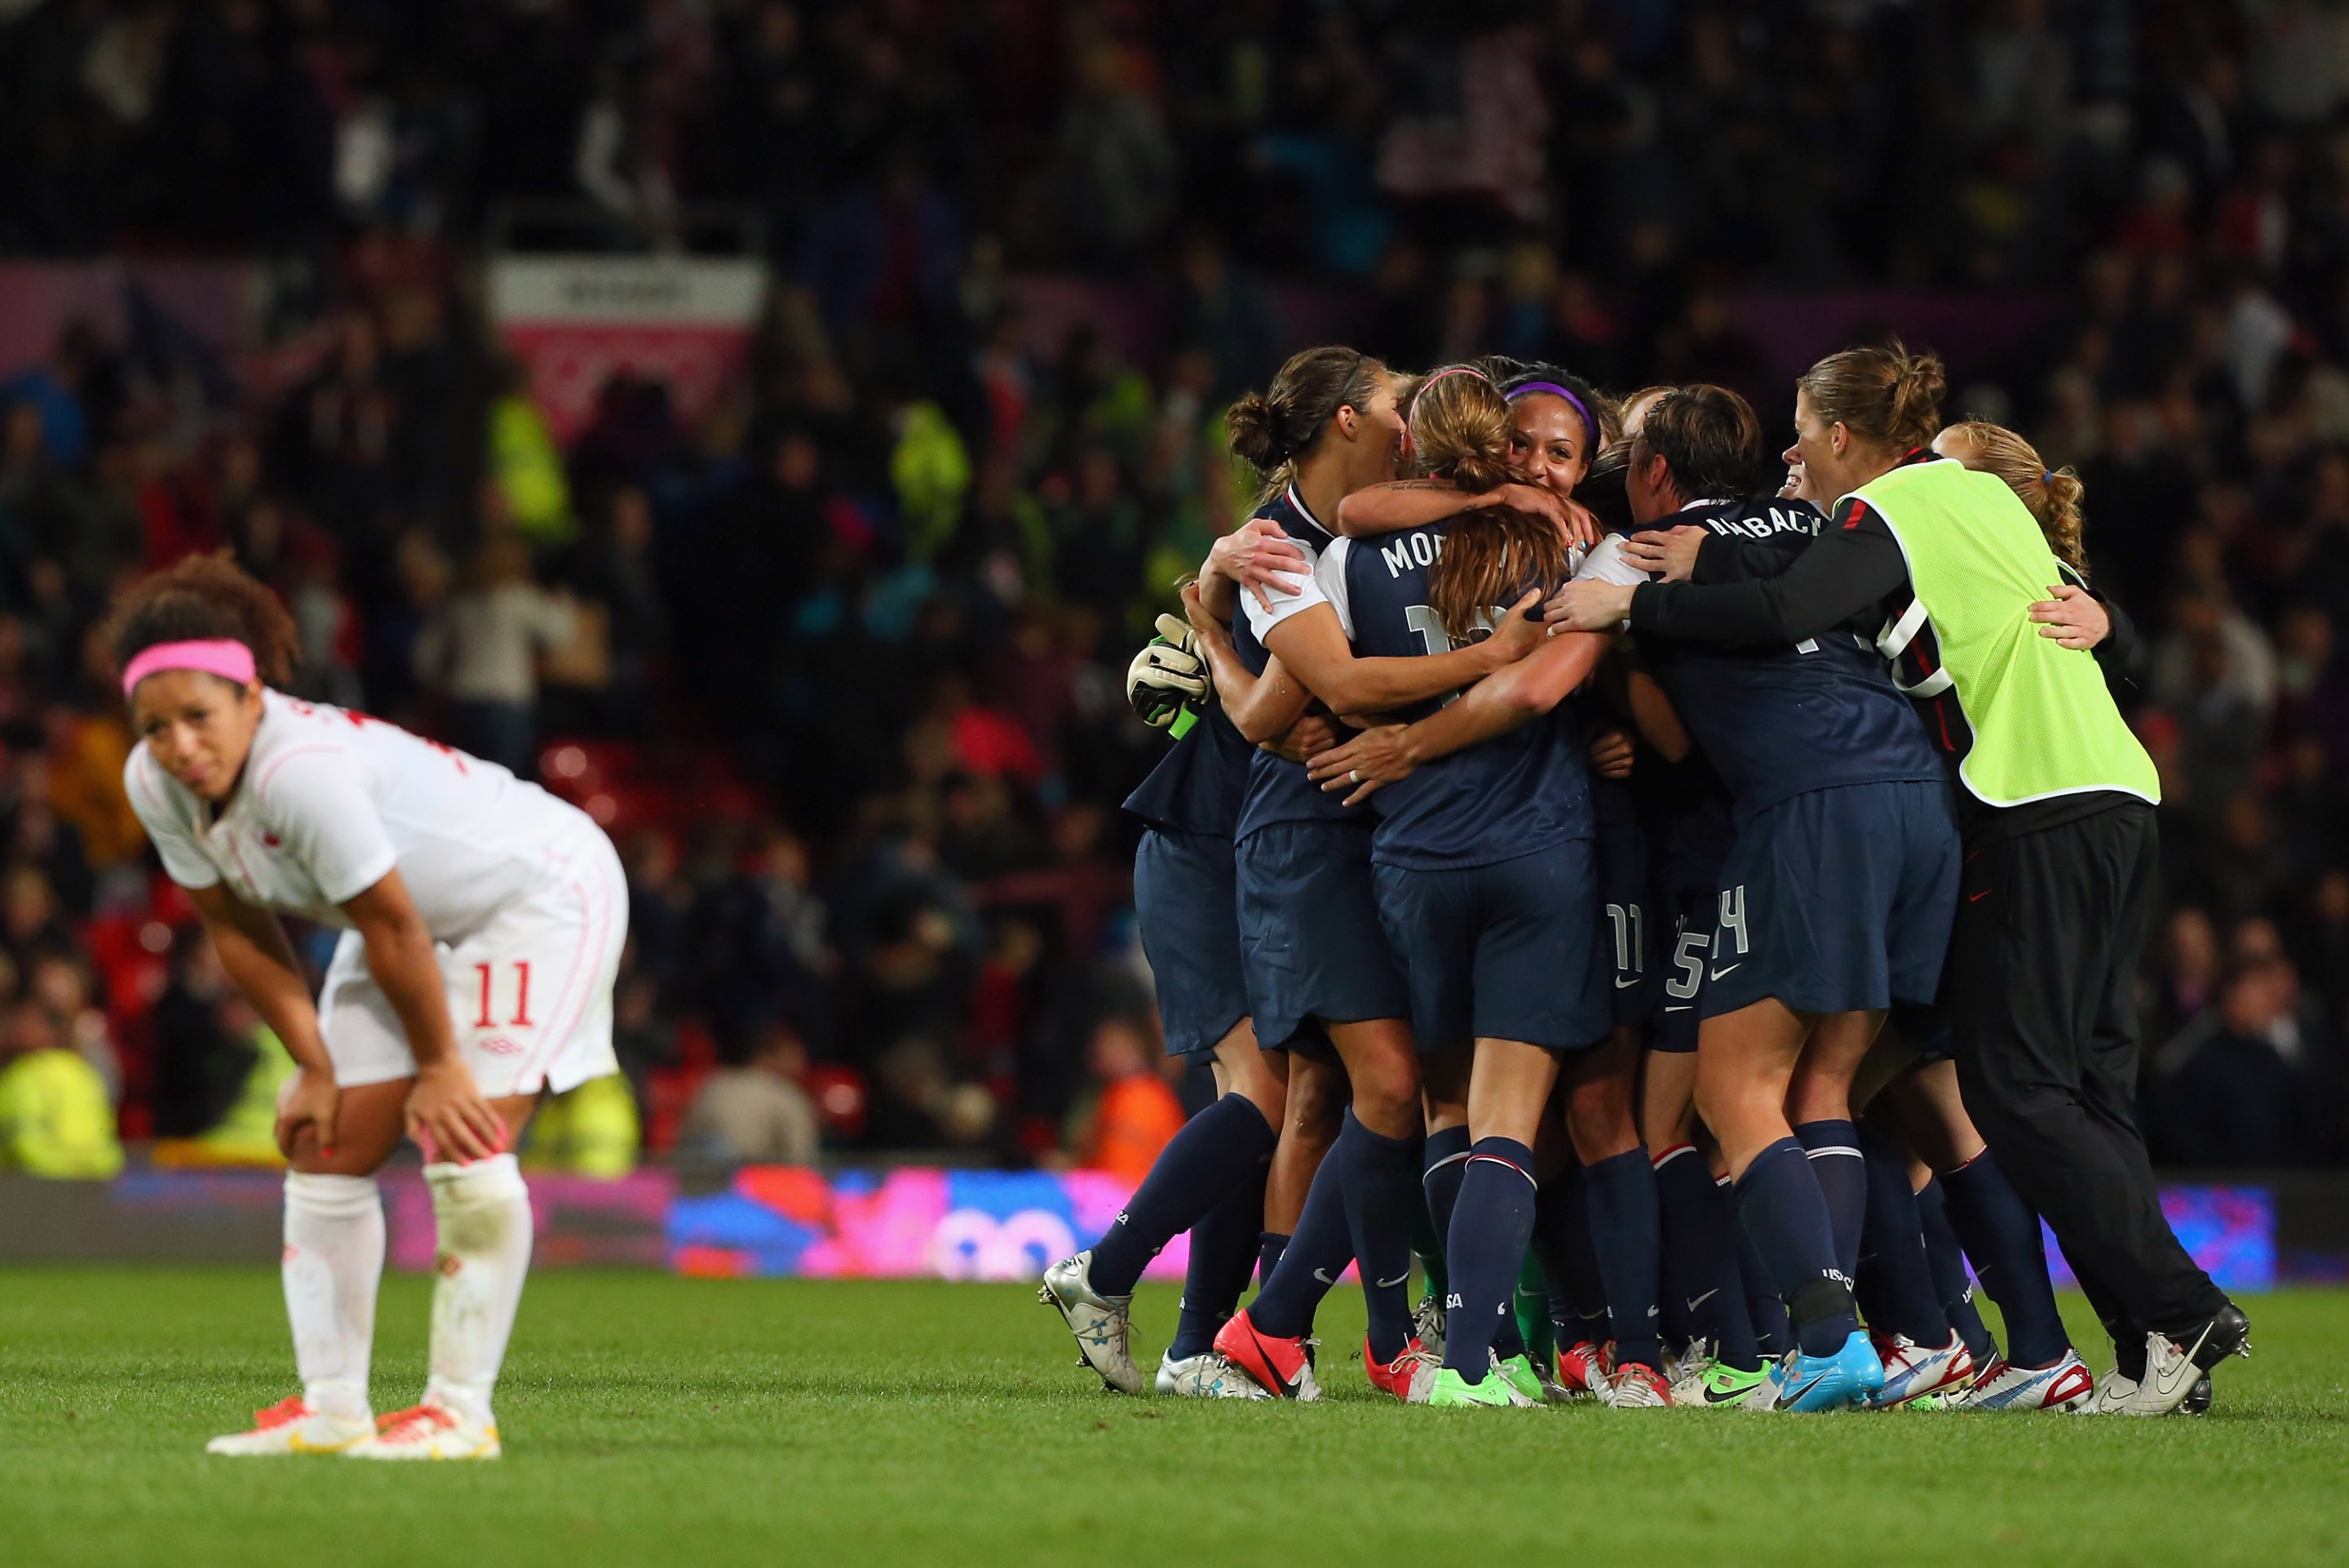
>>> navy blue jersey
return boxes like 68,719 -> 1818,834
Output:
1334,524 -> 1592,870
1121,701 -> 1252,837
1231,487 -> 1361,842
1639,498 -> 1941,819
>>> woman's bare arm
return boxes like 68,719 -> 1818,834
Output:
1303,629 -> 1616,804
1262,598 -> 1541,716
1335,479 -> 1577,540
1184,588 -> 1314,744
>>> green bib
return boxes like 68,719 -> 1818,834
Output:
1849,459 -> 2159,809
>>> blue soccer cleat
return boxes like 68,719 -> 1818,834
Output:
1766,1331 -> 1886,1412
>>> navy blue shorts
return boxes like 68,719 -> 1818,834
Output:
1584,781 -> 1657,1031
1702,780 -> 1960,1020
1235,819 -> 1409,1051
1647,799 -> 1734,1053
1889,1001 -> 1953,1065
1651,878 -> 1717,1053
1134,828 -> 1250,1058
1372,841 -> 1610,1056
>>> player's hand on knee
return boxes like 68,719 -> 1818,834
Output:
405,1059 -> 506,1163
276,1066 -> 342,1160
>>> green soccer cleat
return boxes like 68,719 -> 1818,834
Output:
1676,1358 -> 1772,1409
1493,1351 -> 1545,1406
1427,1367 -> 1528,1408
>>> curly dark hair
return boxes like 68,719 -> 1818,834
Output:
104,552 -> 299,691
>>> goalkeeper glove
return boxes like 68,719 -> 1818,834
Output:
1126,613 -> 1211,731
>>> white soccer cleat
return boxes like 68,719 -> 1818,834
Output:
1411,1290 -> 1447,1359
2078,1366 -> 2139,1415
344,1402 -> 502,1460
1039,1251 -> 1144,1394
204,1395 -> 373,1456
1866,1333 -> 1975,1408
1156,1349 -> 1272,1400
2121,1314 -> 2245,1417
1963,1351 -> 2096,1411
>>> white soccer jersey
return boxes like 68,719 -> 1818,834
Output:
125,689 -> 593,942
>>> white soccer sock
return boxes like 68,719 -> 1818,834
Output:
422,1154 -> 533,1428
282,1171 -> 384,1421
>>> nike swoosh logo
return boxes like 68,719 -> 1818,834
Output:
1968,890 -> 1992,903
1779,1371 -> 1828,1405
1663,1005 -> 1693,1012
1313,1268 -> 1338,1285
1710,963 -> 1741,981
2149,1338 -> 2204,1398
1614,976 -> 1643,989
1375,1272 -> 1411,1288
1702,1382 -> 1751,1406
1686,1289 -> 1719,1312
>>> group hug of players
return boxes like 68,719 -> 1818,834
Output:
1040,338 -> 2255,1415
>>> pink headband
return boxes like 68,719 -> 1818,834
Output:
122,639 -> 258,698
1417,365 -> 1491,398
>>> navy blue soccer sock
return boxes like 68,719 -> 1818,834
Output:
1422,1125 -> 1471,1246
1733,1183 -> 1793,1358
1256,1231 -> 1289,1289
1089,1094 -> 1277,1296
1559,1165 -> 1614,1345
1734,1137 -> 1859,1358
1856,1125 -> 1953,1347
1407,1182 -> 1446,1310
1653,1146 -> 1763,1372
1439,1137 -> 1540,1380
1170,1162 -> 1268,1360
1334,1111 -> 1422,1363
1794,1119 -> 1865,1283
1914,1176 -> 1994,1362
1422,1123 -> 1470,1301
1584,1148 -> 1666,1372
1248,1142 -> 1354,1340
1939,1149 -> 2071,1369
1531,1173 -> 1587,1352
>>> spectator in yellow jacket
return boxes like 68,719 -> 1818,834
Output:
0,998 -> 122,1178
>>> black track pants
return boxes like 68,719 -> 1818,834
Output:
1946,801 -> 2228,1340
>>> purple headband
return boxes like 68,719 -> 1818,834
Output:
1506,381 -> 1598,448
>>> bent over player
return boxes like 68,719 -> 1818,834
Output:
113,554 -> 628,1459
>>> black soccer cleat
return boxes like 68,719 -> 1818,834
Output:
2190,1302 -> 2252,1371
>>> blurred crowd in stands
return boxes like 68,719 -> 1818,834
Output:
0,0 -> 2347,1175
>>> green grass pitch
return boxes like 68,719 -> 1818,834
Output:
5,1266 -> 2346,1568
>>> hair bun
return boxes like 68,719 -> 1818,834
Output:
1891,345 -> 1948,438
1226,391 -> 1288,471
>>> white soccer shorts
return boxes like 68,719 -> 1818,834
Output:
318,826 -> 628,1098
